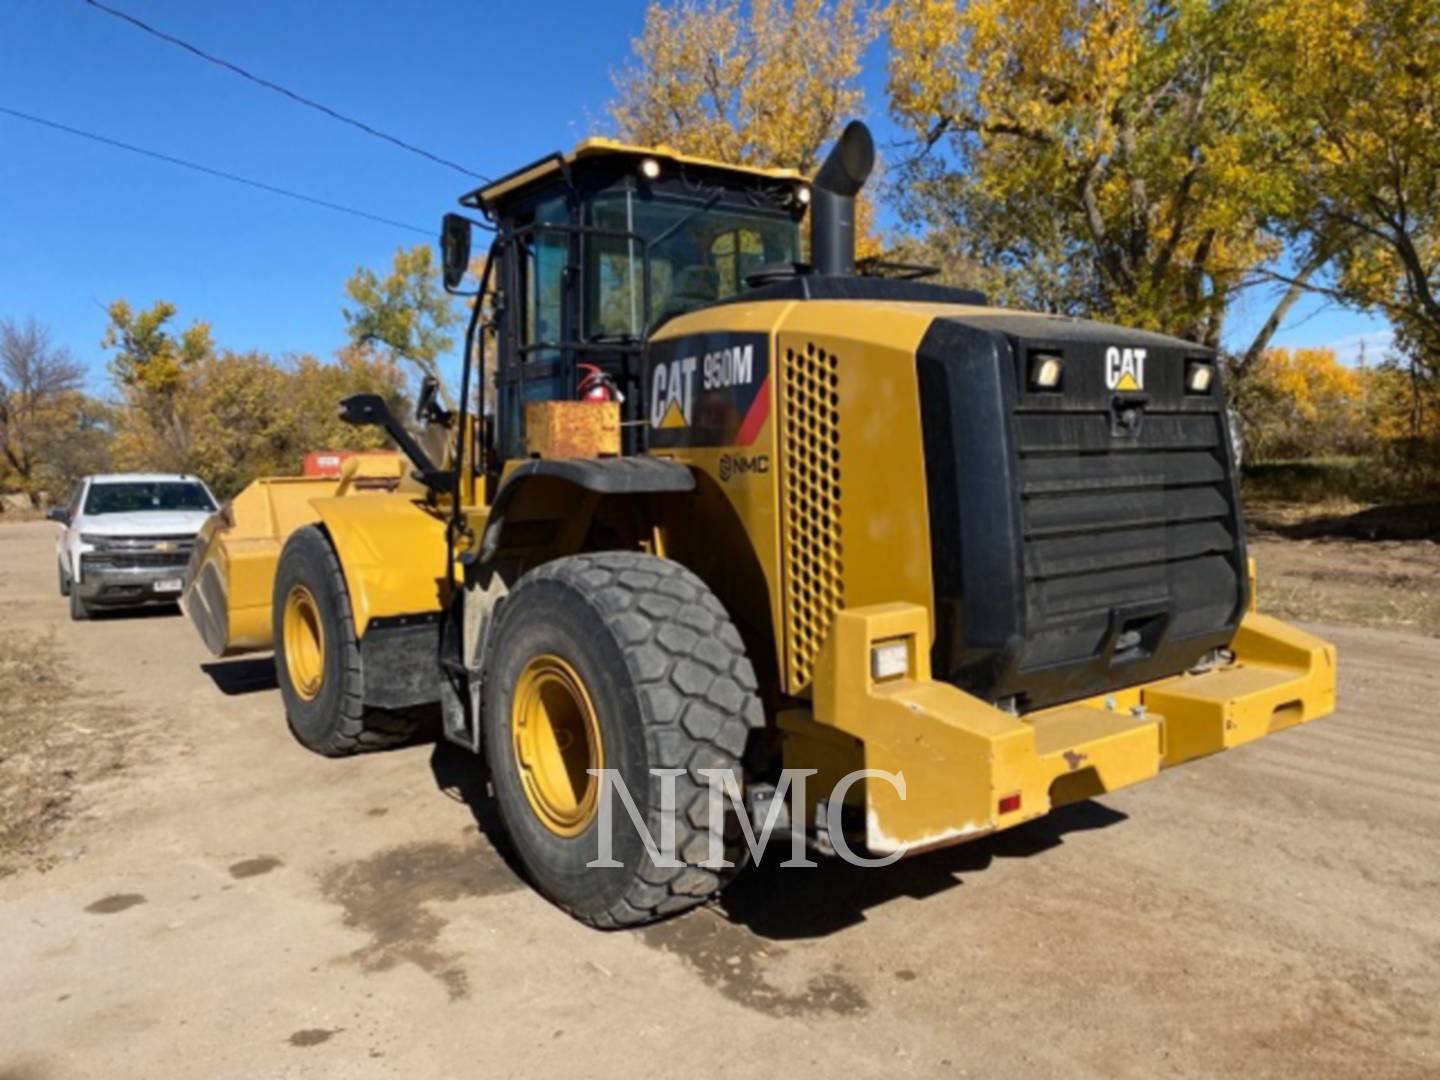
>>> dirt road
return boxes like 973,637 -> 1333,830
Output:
1,520 -> 1436,1079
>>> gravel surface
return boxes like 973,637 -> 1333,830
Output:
1,520 -> 1436,1079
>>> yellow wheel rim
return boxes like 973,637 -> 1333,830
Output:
283,584 -> 326,701
512,654 -> 604,837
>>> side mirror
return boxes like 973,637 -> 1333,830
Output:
440,213 -> 472,291
47,507 -> 68,524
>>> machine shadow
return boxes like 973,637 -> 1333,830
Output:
86,602 -> 182,621
200,657 -> 279,696
718,799 -> 1129,942
427,739 -> 527,881
427,733 -> 1129,941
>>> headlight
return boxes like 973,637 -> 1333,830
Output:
1029,352 -> 1064,390
1186,361 -> 1215,394
639,157 -> 661,180
796,184 -> 811,206
78,533 -> 108,548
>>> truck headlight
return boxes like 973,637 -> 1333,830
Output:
78,534 -> 107,548
1186,361 -> 1215,394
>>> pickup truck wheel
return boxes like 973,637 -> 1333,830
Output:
273,526 -> 418,756
68,587 -> 90,621
58,561 -> 70,597
482,552 -> 763,928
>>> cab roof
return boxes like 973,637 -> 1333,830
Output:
462,137 -> 804,210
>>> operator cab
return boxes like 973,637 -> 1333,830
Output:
449,140 -> 810,461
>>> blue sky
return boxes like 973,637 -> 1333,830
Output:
1,0 -> 1392,396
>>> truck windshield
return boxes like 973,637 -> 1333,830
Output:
85,482 -> 215,515
586,191 -> 798,337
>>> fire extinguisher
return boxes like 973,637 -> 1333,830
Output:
578,363 -> 624,403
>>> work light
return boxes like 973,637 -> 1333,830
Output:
1029,353 -> 1064,390
639,157 -> 661,180
870,639 -> 910,681
1186,361 -> 1215,394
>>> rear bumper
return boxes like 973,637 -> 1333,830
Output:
75,563 -> 188,605
784,604 -> 1336,856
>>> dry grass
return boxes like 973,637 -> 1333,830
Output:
1248,530 -> 1440,637
0,631 -> 130,876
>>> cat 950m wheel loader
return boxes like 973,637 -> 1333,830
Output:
183,121 -> 1336,928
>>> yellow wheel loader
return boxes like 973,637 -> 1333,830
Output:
183,122 -> 1336,928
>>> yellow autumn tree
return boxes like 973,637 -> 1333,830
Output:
111,346 -> 404,500
103,300 -> 406,497
610,0 -> 881,255
103,299 -> 214,469
885,0 -> 1313,349
1257,0 -> 1440,370
1231,347 -> 1369,461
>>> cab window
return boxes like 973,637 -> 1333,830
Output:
522,194 -> 568,357
586,192 -> 798,337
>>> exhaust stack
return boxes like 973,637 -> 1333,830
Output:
810,120 -> 875,276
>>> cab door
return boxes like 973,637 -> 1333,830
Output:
498,192 -> 573,461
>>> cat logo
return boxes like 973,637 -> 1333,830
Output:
1105,346 -> 1147,392
651,355 -> 698,429
647,334 -> 768,448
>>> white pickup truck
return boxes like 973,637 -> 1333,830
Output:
50,473 -> 218,621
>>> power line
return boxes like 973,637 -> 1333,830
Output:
81,0 -> 491,183
0,105 -> 433,236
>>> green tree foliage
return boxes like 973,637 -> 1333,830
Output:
342,244 -> 461,386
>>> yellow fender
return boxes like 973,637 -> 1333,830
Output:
309,493 -> 450,637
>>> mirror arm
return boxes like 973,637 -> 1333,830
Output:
337,394 -> 452,493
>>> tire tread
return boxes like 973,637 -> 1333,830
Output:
276,526 -> 418,756
509,551 -> 762,927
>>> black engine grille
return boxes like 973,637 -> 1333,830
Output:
1015,409 -> 1242,670
916,314 -> 1247,711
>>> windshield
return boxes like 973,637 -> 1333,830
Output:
84,481 -> 215,515
587,192 -> 799,337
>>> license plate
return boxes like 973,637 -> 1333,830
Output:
155,578 -> 184,593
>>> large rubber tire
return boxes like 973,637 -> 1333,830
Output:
58,560 -> 70,597
483,552 -> 763,928
69,587 -> 90,621
272,526 -> 419,757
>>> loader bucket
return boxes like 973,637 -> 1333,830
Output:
181,454 -> 404,657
